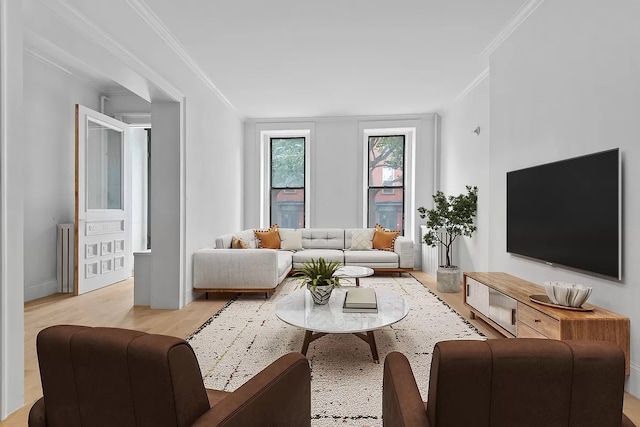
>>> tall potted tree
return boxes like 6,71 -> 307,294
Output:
418,186 -> 478,292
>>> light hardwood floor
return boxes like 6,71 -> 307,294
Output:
3,272 -> 639,426
3,278 -> 232,427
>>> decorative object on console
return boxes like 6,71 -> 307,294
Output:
294,257 -> 342,304
418,186 -> 478,293
372,223 -> 400,251
254,224 -> 281,249
543,281 -> 593,308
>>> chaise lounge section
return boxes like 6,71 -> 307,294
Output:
193,227 -> 414,295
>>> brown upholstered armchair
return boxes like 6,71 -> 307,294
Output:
383,339 -> 635,427
29,325 -> 311,427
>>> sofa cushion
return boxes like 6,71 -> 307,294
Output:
301,229 -> 345,250
344,250 -> 399,268
348,229 -> 375,250
292,249 -> 344,269
279,229 -> 303,251
373,224 -> 400,251
255,225 -> 281,249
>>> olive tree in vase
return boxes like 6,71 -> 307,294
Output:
418,186 -> 478,293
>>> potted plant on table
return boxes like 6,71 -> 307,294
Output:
294,258 -> 342,305
418,185 -> 478,293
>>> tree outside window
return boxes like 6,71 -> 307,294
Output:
271,137 -> 305,228
368,135 -> 404,232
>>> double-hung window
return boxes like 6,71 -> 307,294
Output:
367,135 -> 405,232
270,137 -> 306,228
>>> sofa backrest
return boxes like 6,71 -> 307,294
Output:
427,339 -> 626,427
36,325 -> 211,427
301,228 -> 345,249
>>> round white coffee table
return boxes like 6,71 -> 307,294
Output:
334,266 -> 374,286
275,287 -> 408,363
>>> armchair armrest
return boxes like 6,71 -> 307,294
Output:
394,237 -> 414,269
383,352 -> 429,427
28,397 -> 46,427
192,352 -> 311,427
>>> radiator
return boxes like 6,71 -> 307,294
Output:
421,244 -> 440,276
420,230 -> 452,276
57,224 -> 75,293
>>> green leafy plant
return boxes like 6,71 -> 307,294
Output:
417,185 -> 478,268
294,258 -> 342,291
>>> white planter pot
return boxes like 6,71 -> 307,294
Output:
436,267 -> 461,293
307,283 -> 335,304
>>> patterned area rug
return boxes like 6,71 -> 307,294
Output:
188,275 -> 485,427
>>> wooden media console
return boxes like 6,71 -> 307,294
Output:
463,272 -> 630,375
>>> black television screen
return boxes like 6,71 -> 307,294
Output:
506,148 -> 621,280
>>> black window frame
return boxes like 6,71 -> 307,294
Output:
270,136 -> 306,228
367,134 -> 405,233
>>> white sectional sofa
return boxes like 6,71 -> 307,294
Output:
193,228 -> 414,295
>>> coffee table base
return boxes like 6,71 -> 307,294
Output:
300,330 -> 380,363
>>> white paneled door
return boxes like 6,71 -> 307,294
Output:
75,105 -> 131,295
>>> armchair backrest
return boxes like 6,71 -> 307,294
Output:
427,339 -> 626,427
36,325 -> 210,427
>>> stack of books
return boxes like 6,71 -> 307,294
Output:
343,288 -> 378,313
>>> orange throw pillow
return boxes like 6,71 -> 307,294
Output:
254,224 -> 281,249
372,224 -> 400,251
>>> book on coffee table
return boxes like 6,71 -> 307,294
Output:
343,288 -> 378,313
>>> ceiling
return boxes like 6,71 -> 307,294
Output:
24,0 -> 534,118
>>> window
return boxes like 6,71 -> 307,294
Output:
367,135 -> 405,232
270,137 -> 305,228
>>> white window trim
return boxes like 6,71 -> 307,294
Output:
260,129 -> 311,229
362,127 -> 416,236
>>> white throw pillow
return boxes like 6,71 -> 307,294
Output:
279,229 -> 303,251
350,229 -> 375,250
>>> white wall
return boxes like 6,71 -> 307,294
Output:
23,55 -> 101,301
244,114 -> 436,255
0,0 -> 25,416
33,3 -> 246,308
442,0 -> 640,395
440,77 -> 490,272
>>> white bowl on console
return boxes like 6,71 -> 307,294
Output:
544,281 -> 592,308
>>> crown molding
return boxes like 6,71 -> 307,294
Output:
442,67 -> 489,113
124,0 -> 237,113
481,0 -> 545,57
23,45 -> 74,78
24,31 -> 135,95
39,0 -> 184,102
446,0 -> 544,111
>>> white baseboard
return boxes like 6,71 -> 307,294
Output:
24,279 -> 59,302
626,362 -> 640,398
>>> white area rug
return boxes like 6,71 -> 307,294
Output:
188,275 -> 485,426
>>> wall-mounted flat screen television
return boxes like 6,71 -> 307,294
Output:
506,148 -> 621,280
